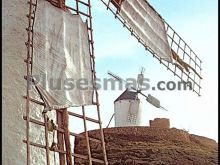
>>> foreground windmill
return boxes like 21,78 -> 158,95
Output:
2,0 -> 203,164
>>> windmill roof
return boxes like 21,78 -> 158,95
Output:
114,89 -> 139,103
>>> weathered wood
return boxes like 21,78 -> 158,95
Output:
56,110 -> 66,165
63,109 -> 73,165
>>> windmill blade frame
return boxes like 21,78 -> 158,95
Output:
99,0 -> 202,96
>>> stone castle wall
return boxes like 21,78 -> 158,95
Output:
149,118 -> 170,129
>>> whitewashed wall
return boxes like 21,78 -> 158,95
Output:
2,0 -> 54,164
114,100 -> 142,127
2,0 -> 28,164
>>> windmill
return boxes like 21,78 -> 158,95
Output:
107,68 -> 168,127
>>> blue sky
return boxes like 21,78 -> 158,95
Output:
68,0 -> 218,141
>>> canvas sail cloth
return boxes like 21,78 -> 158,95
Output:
32,0 -> 93,109
119,0 -> 173,62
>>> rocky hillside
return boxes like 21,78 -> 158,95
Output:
74,127 -> 218,165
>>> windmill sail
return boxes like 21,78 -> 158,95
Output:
120,0 -> 173,62
100,0 -> 202,96
32,0 -> 93,108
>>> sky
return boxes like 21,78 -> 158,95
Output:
67,0 -> 218,142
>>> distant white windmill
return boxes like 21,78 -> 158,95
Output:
106,67 -> 168,127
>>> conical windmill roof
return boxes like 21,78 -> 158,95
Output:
114,89 -> 139,103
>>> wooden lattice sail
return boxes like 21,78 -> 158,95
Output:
24,0 -> 108,164
100,0 -> 202,96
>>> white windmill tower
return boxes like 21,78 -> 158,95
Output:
114,89 -> 141,127
113,67 -> 144,127
107,67 -> 167,127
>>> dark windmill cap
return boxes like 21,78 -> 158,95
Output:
114,89 -> 139,103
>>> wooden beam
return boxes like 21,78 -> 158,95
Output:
63,109 -> 73,165
56,110 -> 66,165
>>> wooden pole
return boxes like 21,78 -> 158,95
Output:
63,109 -> 73,165
56,110 -> 66,165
